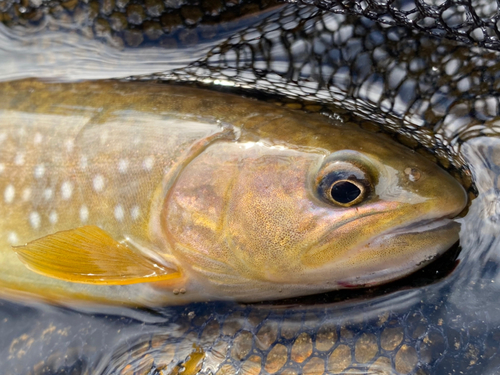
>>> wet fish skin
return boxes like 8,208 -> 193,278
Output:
0,79 -> 466,306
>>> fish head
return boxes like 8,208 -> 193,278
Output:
300,140 -> 467,289
162,116 -> 468,299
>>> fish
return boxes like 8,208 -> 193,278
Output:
0,78 -> 466,308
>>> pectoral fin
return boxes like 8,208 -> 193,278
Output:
13,226 -> 181,285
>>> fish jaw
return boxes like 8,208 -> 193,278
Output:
325,167 -> 467,288
321,219 -> 461,289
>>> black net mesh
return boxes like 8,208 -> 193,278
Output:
297,0 -> 500,51
154,4 -> 500,132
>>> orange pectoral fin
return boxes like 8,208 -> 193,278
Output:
13,225 -> 181,285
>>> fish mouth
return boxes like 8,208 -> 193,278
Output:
384,217 -> 460,237
337,218 -> 461,288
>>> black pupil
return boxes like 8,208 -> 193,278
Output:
331,181 -> 361,204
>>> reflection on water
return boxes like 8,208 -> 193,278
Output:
0,22 -> 213,81
1,0 -> 500,373
0,2 -> 282,81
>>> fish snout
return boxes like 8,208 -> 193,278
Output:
403,163 -> 468,221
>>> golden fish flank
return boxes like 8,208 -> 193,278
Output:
0,79 -> 467,306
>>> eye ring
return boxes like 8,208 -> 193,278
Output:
328,179 -> 367,207
314,152 -> 375,208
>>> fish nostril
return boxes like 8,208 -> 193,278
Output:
404,167 -> 421,182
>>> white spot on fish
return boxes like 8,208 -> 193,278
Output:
29,211 -> 41,229
34,133 -> 43,145
61,181 -> 73,200
93,175 -> 105,192
14,152 -> 25,166
43,188 -> 53,200
0,133 -> 7,144
4,185 -> 14,203
80,205 -> 89,223
142,156 -> 154,171
100,130 -> 109,145
34,164 -> 45,179
114,204 -> 124,222
65,139 -> 74,153
0,164 -> 5,174
80,156 -> 88,170
131,205 -> 140,221
49,211 -> 58,224
22,188 -> 31,201
7,232 -> 18,245
118,159 -> 129,174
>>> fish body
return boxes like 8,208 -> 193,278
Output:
0,79 -> 466,307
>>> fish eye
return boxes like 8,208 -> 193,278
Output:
315,153 -> 374,207
329,179 -> 365,206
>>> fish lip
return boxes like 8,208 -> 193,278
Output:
383,217 -> 459,237
335,219 -> 461,289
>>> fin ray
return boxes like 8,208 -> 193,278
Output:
14,226 -> 181,285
